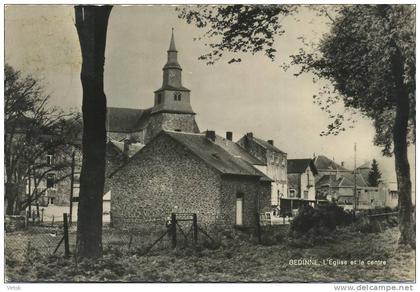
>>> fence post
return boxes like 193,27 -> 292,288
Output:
128,234 -> 133,250
256,211 -> 262,244
171,213 -> 177,249
192,213 -> 198,244
63,213 -> 70,258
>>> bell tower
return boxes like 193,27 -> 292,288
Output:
151,29 -> 195,115
146,29 -> 199,142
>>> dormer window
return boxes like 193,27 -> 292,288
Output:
174,92 -> 181,101
157,93 -> 162,104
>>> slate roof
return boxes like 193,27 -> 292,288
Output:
209,134 -> 265,166
154,85 -> 190,92
253,137 -> 286,154
314,155 -> 348,171
287,159 -> 318,175
106,107 -> 152,133
316,172 -> 368,188
287,173 -> 300,190
166,131 -> 271,180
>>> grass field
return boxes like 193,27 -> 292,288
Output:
5,226 -> 415,282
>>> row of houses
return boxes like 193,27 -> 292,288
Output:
25,30 -> 399,230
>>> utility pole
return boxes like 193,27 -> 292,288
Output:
28,166 -> 32,218
69,151 -> 75,225
353,143 -> 358,211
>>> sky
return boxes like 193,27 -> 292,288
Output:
4,5 -> 415,185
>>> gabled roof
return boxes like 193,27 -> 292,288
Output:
208,134 -> 265,166
316,172 -> 368,188
287,159 -> 318,175
166,131 -> 271,180
106,107 -> 152,133
314,155 -> 348,172
252,137 -> 286,154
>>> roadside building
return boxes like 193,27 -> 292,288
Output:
108,130 -> 272,229
236,133 -> 288,208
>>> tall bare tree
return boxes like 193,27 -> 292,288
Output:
74,5 -> 112,259
4,64 -> 80,215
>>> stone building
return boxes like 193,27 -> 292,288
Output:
106,30 -> 199,144
236,133 -> 288,208
108,130 -> 272,229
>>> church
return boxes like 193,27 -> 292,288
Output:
106,30 -> 200,145
106,31 -> 288,229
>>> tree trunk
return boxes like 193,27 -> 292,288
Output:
75,5 -> 112,259
393,92 -> 414,247
5,183 -> 18,215
378,4 -> 415,248
389,39 -> 414,248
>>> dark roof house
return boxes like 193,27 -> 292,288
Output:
108,130 -> 272,229
287,159 -> 318,175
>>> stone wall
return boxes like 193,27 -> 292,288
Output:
219,176 -> 271,228
108,133 -> 222,229
145,113 -> 199,143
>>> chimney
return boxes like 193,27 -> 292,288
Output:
226,131 -> 233,141
267,140 -> 274,146
206,130 -> 216,142
341,161 -> 344,167
246,132 -> 253,140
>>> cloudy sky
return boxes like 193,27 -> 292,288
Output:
5,5 -> 415,184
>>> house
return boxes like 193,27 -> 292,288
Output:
236,133 -> 288,208
378,181 -> 399,208
106,30 -> 199,144
356,161 -> 371,185
314,155 -> 384,210
314,155 -> 349,184
108,130 -> 272,229
287,158 -> 318,200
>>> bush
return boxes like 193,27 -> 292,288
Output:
290,203 -> 353,236
351,215 -> 383,233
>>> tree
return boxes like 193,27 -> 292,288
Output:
179,4 -> 415,247
74,5 -> 112,259
177,5 -> 296,64
368,159 -> 382,187
290,5 -> 415,247
4,64 -> 81,215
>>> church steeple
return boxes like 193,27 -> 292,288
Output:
169,28 -> 177,51
152,29 -> 194,115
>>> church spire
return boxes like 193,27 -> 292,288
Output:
152,29 -> 194,116
168,28 -> 177,52
164,28 -> 181,70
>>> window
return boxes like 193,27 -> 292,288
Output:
289,189 -> 296,198
174,92 -> 182,101
303,190 -> 308,199
46,173 -> 56,189
281,157 -> 286,167
46,153 -> 54,166
157,93 -> 162,104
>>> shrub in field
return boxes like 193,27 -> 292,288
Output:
290,203 -> 352,237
